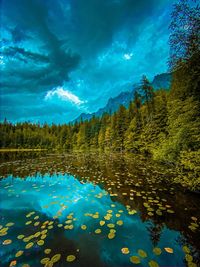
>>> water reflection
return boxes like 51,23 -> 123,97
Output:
0,172 -> 191,267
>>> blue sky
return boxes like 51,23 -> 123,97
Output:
0,0 -> 174,124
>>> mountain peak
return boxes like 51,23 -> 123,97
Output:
72,73 -> 171,123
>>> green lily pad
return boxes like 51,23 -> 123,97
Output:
15,250 -> 24,257
153,247 -> 162,255
185,254 -> 193,262
40,257 -> 50,265
182,245 -> 190,254
25,242 -> 34,249
138,249 -> 147,258
148,260 -> 159,267
66,255 -> 76,262
130,256 -> 140,264
44,248 -> 51,254
51,254 -> 61,263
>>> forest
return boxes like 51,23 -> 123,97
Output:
0,0 -> 199,190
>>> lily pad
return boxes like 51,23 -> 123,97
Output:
25,242 -> 34,249
37,240 -> 44,246
182,245 -> 190,254
100,220 -> 105,226
108,232 -> 115,239
164,247 -> 173,254
40,258 -> 50,265
130,256 -> 140,264
138,249 -> 147,258
6,222 -> 14,227
153,247 -> 162,256
17,234 -> 25,240
148,260 -> 159,267
121,247 -> 130,254
3,239 -> 12,245
51,254 -> 61,263
44,248 -> 51,254
185,254 -> 193,262
15,250 -> 24,257
107,223 -> 115,228
66,255 -> 76,262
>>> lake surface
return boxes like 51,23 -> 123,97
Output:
0,152 -> 200,267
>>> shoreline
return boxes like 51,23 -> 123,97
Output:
0,148 -> 47,152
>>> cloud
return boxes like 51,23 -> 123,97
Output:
1,0 -> 80,94
45,87 -> 85,106
0,0 -> 172,124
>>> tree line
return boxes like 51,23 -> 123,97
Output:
0,0 -> 199,188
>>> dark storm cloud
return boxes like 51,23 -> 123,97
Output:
69,0 -> 167,56
1,0 -> 80,93
0,0 -> 172,123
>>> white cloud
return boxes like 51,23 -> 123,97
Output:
45,86 -> 85,106
123,53 -> 133,60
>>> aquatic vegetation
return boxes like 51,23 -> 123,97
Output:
130,256 -> 141,264
138,249 -> 147,258
153,247 -> 162,256
0,152 -> 200,266
66,255 -> 76,262
121,247 -> 130,254
148,260 -> 159,267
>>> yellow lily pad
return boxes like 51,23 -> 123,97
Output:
130,256 -> 140,264
100,220 -> 105,226
107,223 -> 115,228
37,240 -> 44,246
3,239 -> 12,245
95,229 -> 101,234
0,227 -> 8,233
15,250 -> 24,257
41,234 -> 47,240
23,237 -> 30,242
81,225 -> 87,230
164,247 -> 173,254
9,260 -> 17,266
182,246 -> 190,254
185,254 -> 193,262
44,248 -> 51,254
40,257 -> 50,265
6,222 -> 14,227
121,247 -> 130,254
108,232 -> 115,239
25,242 -> 34,249
153,247 -> 162,256
0,231 -> 7,236
148,260 -> 159,267
34,231 -> 41,238
51,254 -> 61,263
138,249 -> 147,258
116,220 -> 123,226
66,255 -> 76,262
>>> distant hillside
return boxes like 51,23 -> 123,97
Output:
73,73 -> 171,123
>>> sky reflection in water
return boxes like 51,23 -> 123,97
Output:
0,173 -> 186,266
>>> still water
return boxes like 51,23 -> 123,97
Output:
0,152 -> 199,267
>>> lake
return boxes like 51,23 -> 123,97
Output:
0,152 -> 199,267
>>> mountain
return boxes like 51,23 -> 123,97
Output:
73,73 -> 171,123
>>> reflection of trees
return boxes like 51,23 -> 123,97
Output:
146,222 -> 164,246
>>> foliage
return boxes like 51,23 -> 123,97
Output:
0,0 -> 199,190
